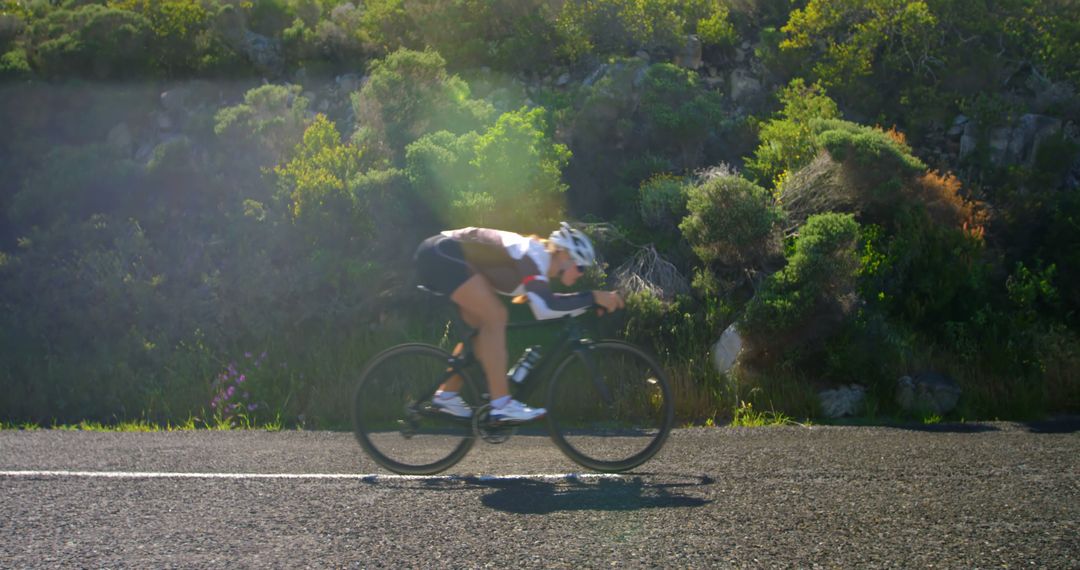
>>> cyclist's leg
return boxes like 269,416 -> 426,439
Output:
436,309 -> 478,394
448,274 -> 510,401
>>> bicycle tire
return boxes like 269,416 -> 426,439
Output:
545,340 -> 674,472
352,343 -> 477,475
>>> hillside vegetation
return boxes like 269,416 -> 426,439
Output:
1,0 -> 1078,426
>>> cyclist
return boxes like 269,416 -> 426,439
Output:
413,222 -> 624,422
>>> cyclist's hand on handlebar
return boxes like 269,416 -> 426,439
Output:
592,290 -> 624,314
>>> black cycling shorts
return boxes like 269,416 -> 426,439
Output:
414,235 -> 472,296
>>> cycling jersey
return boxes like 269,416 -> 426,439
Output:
415,227 -> 594,320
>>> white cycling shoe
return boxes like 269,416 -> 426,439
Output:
490,399 -> 546,423
431,393 -> 472,418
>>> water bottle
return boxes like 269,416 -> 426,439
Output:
508,346 -> 542,383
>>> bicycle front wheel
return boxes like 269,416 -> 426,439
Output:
352,343 -> 477,475
546,340 -> 674,472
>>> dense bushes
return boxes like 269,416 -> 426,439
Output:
556,0 -> 729,61
1,0 -> 1078,425
405,106 -> 570,232
680,171 -> 782,270
351,48 -> 493,163
27,4 -> 153,79
740,212 -> 860,356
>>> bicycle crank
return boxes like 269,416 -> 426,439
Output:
472,403 -> 516,444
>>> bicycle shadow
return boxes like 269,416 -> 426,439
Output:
474,474 -> 713,514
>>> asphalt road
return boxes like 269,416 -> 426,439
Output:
1,422 -> 1078,568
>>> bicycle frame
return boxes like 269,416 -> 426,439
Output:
434,315 -> 595,409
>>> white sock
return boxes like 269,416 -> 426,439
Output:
492,395 -> 511,409
434,390 -> 457,400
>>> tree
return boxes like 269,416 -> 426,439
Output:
780,0 -> 939,93
275,114 -> 365,233
745,78 -> 839,187
405,107 -> 570,232
27,4 -> 153,78
109,0 -> 238,75
352,48 -> 493,164
215,83 -> 310,171
640,63 -> 725,168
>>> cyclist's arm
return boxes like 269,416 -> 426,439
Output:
522,277 -> 593,320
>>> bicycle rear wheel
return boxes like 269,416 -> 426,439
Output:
352,343 -> 477,475
546,340 -> 673,472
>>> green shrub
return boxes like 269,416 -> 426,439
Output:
638,174 -> 688,231
640,63 -> 725,167
814,119 -> 926,175
8,144 -> 138,229
555,0 -> 727,61
405,107 -> 569,232
283,1 -> 366,69
393,0 -> 559,71
274,113 -> 366,235
679,171 -> 783,268
0,47 -> 30,78
697,4 -> 737,49
351,48 -> 494,164
215,83 -> 310,168
0,11 -> 25,53
780,0 -> 939,98
355,0 -> 419,55
745,78 -> 839,187
28,4 -> 153,78
109,0 -> 240,75
858,205 -> 985,331
740,212 -> 860,354
245,0 -> 293,37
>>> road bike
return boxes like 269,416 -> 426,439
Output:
351,311 -> 674,475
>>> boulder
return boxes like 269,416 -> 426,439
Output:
106,122 -> 133,154
729,68 -> 762,105
160,88 -> 190,114
819,384 -> 866,418
1067,151 -> 1080,191
712,323 -> 743,373
153,111 -> 173,131
335,73 -> 365,95
241,31 -> 283,76
959,114 -> 1062,167
583,64 -> 608,87
1015,114 -> 1062,166
960,121 -> 979,159
896,372 -> 961,415
673,35 -> 702,69
947,115 -> 968,138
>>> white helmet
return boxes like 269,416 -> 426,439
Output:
548,222 -> 597,267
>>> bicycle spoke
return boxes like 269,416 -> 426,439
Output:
352,344 -> 477,474
546,341 -> 673,472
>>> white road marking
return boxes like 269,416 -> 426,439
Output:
0,470 -> 623,481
